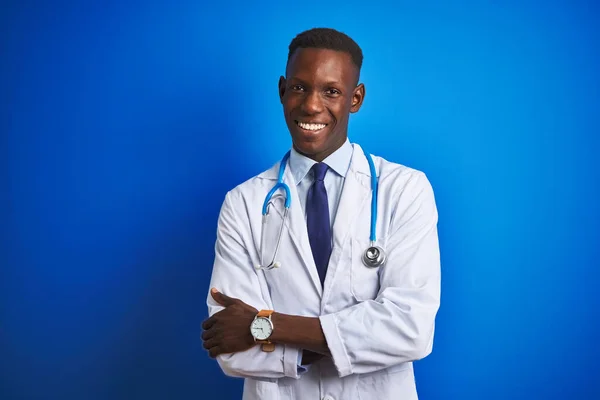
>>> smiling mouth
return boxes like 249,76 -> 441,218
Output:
295,120 -> 328,132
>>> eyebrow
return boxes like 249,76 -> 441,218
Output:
288,77 -> 344,86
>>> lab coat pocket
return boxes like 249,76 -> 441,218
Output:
356,363 -> 416,400
242,378 -> 291,400
350,238 -> 381,301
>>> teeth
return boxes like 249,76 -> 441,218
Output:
297,122 -> 327,131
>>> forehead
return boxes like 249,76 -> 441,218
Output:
286,48 -> 358,85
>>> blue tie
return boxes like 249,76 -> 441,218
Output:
307,162 -> 332,286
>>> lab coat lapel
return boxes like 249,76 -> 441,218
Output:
267,159 -> 324,296
331,144 -> 372,258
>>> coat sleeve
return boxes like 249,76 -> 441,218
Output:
319,171 -> 441,378
206,190 -> 302,379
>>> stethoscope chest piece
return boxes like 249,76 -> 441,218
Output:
362,244 -> 386,268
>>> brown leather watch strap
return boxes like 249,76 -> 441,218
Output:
261,343 -> 275,352
257,309 -> 274,318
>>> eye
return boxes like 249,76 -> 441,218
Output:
291,84 -> 305,92
325,88 -> 341,96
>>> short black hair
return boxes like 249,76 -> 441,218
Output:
287,27 -> 363,72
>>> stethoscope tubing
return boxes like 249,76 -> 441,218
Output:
258,149 -> 385,270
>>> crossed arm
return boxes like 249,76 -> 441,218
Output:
202,288 -> 329,361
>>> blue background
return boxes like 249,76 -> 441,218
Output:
2,1 -> 599,399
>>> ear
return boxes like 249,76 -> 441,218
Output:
278,76 -> 287,103
350,83 -> 365,113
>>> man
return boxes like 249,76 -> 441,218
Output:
202,27 -> 440,400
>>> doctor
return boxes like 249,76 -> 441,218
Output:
202,27 -> 440,400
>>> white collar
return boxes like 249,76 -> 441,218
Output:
288,139 -> 353,185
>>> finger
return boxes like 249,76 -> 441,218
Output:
202,317 -> 216,330
202,337 -> 220,350
201,327 -> 218,341
210,288 -> 237,307
208,346 -> 222,358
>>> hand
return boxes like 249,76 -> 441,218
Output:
201,288 -> 258,358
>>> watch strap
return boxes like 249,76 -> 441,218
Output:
261,343 -> 275,352
257,309 -> 274,318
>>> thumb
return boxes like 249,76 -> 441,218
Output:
210,288 -> 235,307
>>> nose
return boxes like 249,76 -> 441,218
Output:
301,91 -> 324,114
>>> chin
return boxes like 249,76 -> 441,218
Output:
290,128 -> 329,151
291,139 -> 319,154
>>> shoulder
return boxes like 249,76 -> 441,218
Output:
368,154 -> 438,229
222,162 -> 279,207
371,154 -> 434,196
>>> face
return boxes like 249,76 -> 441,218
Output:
279,48 -> 365,162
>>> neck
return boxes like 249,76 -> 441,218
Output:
294,137 -> 347,162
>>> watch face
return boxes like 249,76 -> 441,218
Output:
251,317 -> 273,340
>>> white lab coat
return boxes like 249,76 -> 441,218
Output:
207,144 -> 440,400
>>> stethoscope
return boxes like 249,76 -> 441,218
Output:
256,150 -> 386,271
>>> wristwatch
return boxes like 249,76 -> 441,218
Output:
250,310 -> 275,352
